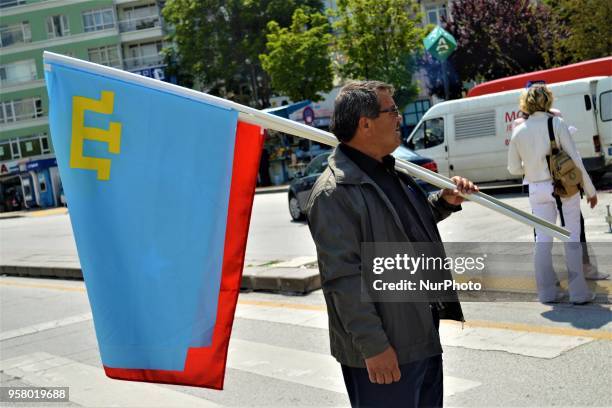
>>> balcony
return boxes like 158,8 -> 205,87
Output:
0,73 -> 37,88
0,0 -> 26,9
122,54 -> 164,71
118,14 -> 163,43
118,15 -> 161,33
0,25 -> 31,49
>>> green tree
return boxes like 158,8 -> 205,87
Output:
332,0 -> 425,108
544,0 -> 612,64
260,8 -> 333,102
441,0 -> 560,87
162,0 -> 323,108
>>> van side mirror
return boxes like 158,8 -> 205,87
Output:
406,138 -> 415,149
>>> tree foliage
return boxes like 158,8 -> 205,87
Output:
260,8 -> 333,102
162,0 -> 323,107
418,54 -> 463,100
439,0 -> 560,88
544,0 -> 612,64
331,0 -> 425,108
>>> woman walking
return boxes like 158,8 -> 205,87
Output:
508,84 -> 598,304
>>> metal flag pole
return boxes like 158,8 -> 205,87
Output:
43,51 -> 571,241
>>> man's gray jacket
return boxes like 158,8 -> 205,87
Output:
305,147 -> 464,368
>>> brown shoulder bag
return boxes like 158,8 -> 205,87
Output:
547,116 -> 582,198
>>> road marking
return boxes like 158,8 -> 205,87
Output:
0,352 -> 220,407
236,299 -> 612,341
455,274 -> 612,294
227,338 -> 480,398
439,324 -> 592,359
447,319 -> 612,341
236,303 -> 327,329
0,313 -> 93,341
238,298 -> 326,311
2,278 -> 610,340
269,256 -> 317,268
235,303 -> 597,358
26,208 -> 68,217
0,279 -> 85,292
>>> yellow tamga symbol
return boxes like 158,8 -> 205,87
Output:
70,91 -> 121,181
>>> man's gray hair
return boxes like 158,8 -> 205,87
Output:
330,81 -> 395,142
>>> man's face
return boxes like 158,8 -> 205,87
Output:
368,90 -> 402,155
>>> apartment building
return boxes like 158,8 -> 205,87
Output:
0,0 -> 168,211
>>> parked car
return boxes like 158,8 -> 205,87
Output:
288,146 -> 439,221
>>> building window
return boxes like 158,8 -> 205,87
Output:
2,134 -> 49,160
82,8 -> 115,32
0,21 -> 31,48
123,40 -> 163,69
46,15 -> 70,39
41,135 -> 50,153
0,0 -> 26,9
0,59 -> 37,86
426,4 -> 447,26
88,45 -> 121,68
0,143 -> 10,160
118,3 -> 160,32
403,100 -> 431,127
11,140 -> 20,158
0,97 -> 43,124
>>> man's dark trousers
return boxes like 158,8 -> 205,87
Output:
341,354 -> 443,408
340,308 -> 443,408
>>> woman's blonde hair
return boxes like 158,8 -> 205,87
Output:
519,84 -> 553,115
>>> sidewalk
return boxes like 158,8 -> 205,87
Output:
1,191 -> 611,300
0,184 -> 288,220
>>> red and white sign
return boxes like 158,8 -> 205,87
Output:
302,106 -> 315,125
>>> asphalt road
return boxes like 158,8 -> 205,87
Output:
1,188 -> 611,407
246,189 -> 612,263
1,276 -> 611,407
1,188 -> 611,267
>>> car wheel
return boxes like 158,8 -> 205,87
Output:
288,194 -> 305,221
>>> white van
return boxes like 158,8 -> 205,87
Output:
405,77 -> 612,184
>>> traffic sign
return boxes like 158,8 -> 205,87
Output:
423,26 -> 457,61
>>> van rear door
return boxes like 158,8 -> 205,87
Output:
406,116 -> 449,176
595,77 -> 612,168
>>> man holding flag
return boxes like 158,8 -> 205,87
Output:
306,81 -> 478,407
43,51 -> 566,397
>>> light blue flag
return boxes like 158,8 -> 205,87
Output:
44,57 -> 238,370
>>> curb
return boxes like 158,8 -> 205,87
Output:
254,185 -> 289,195
0,265 -> 82,280
0,208 -> 68,219
0,264 -> 320,295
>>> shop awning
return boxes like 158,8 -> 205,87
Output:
262,100 -> 311,119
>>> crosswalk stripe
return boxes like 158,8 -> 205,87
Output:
228,338 -> 480,398
235,303 -> 595,359
438,324 -> 592,359
235,303 -> 327,329
2,278 -> 603,360
0,352 -> 221,407
0,313 -> 93,341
